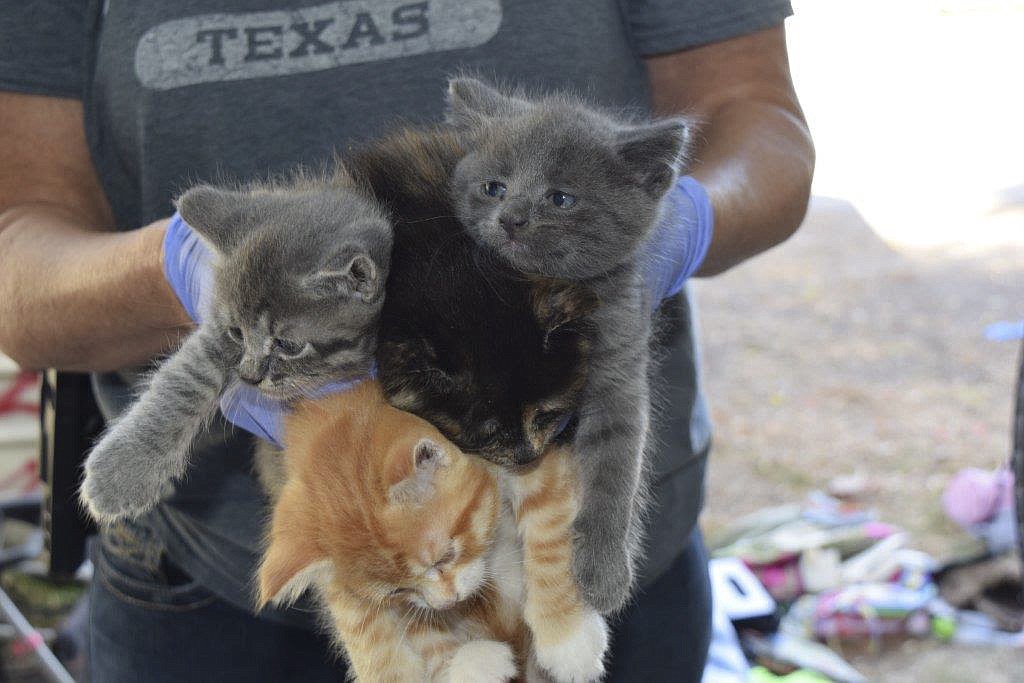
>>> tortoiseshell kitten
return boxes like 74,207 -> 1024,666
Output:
349,129 -> 595,473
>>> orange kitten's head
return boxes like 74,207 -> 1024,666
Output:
257,381 -> 500,613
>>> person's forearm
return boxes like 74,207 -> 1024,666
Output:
0,204 -> 191,371
646,26 -> 815,276
686,98 -> 814,275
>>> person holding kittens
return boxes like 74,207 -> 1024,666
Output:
0,1 -> 813,682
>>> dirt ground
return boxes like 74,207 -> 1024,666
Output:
694,196 -> 1024,681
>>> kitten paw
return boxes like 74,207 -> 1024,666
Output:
571,517 -> 635,614
447,640 -> 517,683
81,437 -> 174,524
535,609 -> 608,683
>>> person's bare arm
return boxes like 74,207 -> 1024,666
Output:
0,92 -> 191,372
646,25 -> 815,276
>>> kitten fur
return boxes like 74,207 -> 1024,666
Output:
258,382 -> 608,682
80,168 -> 392,523
446,77 -> 693,613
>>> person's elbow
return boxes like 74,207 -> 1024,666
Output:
0,222 -> 49,371
0,307 -> 45,372
746,93 -> 814,254
778,112 -> 815,246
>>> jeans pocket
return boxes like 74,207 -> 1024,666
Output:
92,529 -> 216,612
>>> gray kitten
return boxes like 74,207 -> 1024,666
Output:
81,170 -> 392,524
447,78 -> 691,613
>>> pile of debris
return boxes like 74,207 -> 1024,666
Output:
703,468 -> 1022,682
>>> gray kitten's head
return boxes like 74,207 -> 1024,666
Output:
177,178 -> 392,401
447,78 -> 692,279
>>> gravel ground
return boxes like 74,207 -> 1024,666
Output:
694,196 -> 1024,680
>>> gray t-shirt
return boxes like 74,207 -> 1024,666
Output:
2,0 -> 791,626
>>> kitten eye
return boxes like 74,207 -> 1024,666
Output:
434,548 -> 457,569
481,181 -> 507,199
274,338 -> 312,359
227,327 -> 243,343
550,191 -> 577,209
388,587 -> 412,598
534,409 -> 569,430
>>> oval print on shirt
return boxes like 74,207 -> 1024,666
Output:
134,0 -> 502,90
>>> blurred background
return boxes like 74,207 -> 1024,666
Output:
696,0 -> 1024,680
0,1 -> 1020,681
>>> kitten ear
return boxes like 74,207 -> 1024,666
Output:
175,185 -> 248,254
446,77 -> 528,128
257,490 -> 334,609
306,253 -> 382,302
532,281 -> 598,352
388,439 -> 450,505
615,118 -> 692,197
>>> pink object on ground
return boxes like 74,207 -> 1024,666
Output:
863,522 -> 896,539
942,467 -> 1014,528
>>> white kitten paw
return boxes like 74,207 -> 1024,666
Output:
447,640 -> 517,683
535,609 -> 608,683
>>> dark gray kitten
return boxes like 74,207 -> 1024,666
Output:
447,78 -> 691,613
81,171 -> 392,524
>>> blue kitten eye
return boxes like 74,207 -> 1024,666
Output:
550,191 -> 577,208
482,181 -> 506,199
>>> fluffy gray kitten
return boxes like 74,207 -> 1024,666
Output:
81,171 -> 392,524
447,78 -> 691,613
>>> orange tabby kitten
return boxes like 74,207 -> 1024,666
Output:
257,381 -> 608,682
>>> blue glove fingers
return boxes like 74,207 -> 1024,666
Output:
219,375 -> 375,445
163,212 -> 214,323
641,175 -> 715,306
220,382 -> 285,447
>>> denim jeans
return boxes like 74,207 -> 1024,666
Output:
89,522 -> 710,682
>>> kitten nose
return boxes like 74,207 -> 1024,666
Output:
238,355 -> 268,385
238,368 -> 265,385
511,442 -> 539,467
499,210 -> 528,238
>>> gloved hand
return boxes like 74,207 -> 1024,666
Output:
641,175 -> 714,307
162,213 -> 290,446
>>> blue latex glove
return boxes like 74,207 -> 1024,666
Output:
163,212 -> 213,323
641,175 -> 715,307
